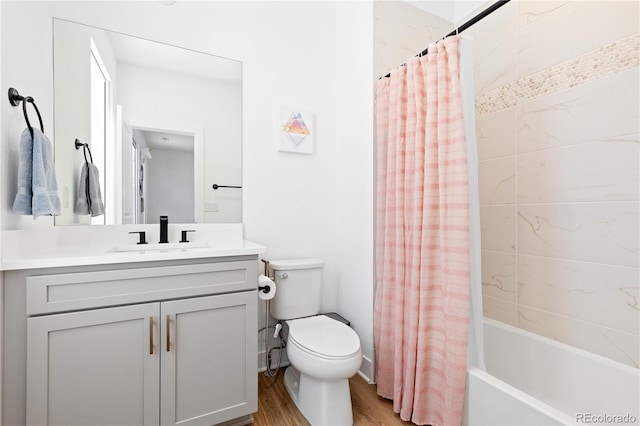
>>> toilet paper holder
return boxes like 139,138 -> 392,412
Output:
259,259 -> 275,293
259,283 -> 271,294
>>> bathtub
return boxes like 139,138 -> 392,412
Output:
463,318 -> 639,425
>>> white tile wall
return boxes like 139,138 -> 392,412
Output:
480,205 -> 517,253
474,34 -> 518,95
517,136 -> 640,203
518,255 -> 640,335
517,305 -> 639,368
516,69 -> 640,154
475,0 -> 640,368
465,0 -> 517,48
517,202 -> 639,268
479,156 -> 516,205
476,108 -> 516,161
483,295 -> 518,326
476,32 -> 639,116
516,1 -> 639,77
374,1 -> 452,79
482,251 -> 517,302
468,0 -> 518,96
516,1 -> 570,28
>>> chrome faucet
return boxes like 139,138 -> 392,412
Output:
159,216 -> 169,243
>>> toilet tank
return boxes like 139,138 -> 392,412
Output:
269,259 -> 324,320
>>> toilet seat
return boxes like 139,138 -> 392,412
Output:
287,315 -> 361,360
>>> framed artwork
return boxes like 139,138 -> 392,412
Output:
278,108 -> 314,154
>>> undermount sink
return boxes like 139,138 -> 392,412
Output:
107,242 -> 211,253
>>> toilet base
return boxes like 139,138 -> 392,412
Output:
283,366 -> 354,426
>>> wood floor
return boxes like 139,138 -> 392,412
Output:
254,369 -> 412,426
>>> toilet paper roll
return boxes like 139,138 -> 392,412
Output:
258,274 -> 276,300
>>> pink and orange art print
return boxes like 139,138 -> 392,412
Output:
278,108 -> 314,154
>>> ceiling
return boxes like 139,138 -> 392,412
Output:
106,30 -> 241,83
133,129 -> 194,152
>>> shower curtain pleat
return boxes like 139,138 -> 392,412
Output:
374,35 -> 471,426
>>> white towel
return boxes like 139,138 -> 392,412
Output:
12,128 -> 61,218
74,162 -> 105,217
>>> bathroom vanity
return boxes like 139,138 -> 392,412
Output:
1,236 -> 265,426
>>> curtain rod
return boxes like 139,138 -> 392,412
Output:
380,0 -> 511,79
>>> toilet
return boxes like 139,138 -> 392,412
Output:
269,259 -> 362,426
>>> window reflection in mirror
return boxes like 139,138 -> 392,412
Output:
90,39 -> 110,225
53,19 -> 242,225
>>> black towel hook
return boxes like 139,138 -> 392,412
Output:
74,139 -> 93,164
8,88 -> 44,139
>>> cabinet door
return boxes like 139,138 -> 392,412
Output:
27,303 -> 160,426
160,291 -> 257,426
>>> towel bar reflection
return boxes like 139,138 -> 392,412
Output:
212,184 -> 242,190
75,139 -> 94,164
8,87 -> 44,138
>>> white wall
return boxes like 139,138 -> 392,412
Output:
335,1 -> 375,382
2,4 -> 58,231
0,0 -> 376,383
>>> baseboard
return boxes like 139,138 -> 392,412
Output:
357,354 -> 375,384
258,350 -> 374,384
215,414 -> 253,426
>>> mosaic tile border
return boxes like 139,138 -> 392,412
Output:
476,33 -> 639,116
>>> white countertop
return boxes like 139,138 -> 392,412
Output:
1,224 -> 267,271
1,239 -> 267,271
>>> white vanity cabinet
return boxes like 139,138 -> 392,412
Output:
12,257 -> 258,426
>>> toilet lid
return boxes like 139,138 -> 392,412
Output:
288,316 -> 360,359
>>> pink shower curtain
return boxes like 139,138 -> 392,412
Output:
374,36 -> 470,426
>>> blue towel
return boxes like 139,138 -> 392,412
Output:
12,128 -> 61,218
74,161 -> 105,217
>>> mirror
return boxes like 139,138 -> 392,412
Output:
53,19 -> 242,225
